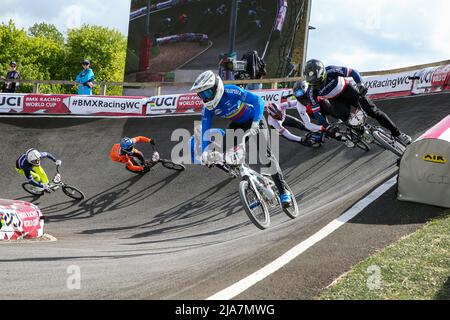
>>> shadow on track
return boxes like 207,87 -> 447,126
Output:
79,176 -> 253,240
34,171 -> 182,222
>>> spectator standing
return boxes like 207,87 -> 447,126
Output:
76,60 -> 95,95
1,61 -> 20,93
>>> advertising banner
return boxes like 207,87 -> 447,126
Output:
68,96 -> 147,115
430,64 -> 450,91
146,94 -> 179,114
362,70 -> 419,98
252,89 -> 291,105
176,93 -> 203,113
410,66 -> 439,95
0,93 -> 25,112
23,94 -> 71,114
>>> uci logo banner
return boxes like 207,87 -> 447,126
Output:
422,154 -> 448,164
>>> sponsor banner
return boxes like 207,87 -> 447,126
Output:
252,89 -> 291,106
68,96 -> 147,115
176,93 -> 203,113
23,94 -> 71,114
431,64 -> 450,91
0,93 -> 25,112
0,199 -> 44,241
362,70 -> 418,98
147,94 -> 179,114
410,66 -> 439,95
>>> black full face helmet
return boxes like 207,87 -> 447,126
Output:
303,59 -> 327,87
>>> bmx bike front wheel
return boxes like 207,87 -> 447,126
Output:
239,179 -> 270,229
160,159 -> 185,171
62,185 -> 85,200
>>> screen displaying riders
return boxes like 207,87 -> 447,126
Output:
302,59 -> 412,146
190,70 -> 293,209
16,149 -> 62,193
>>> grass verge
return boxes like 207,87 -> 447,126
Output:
319,213 -> 450,300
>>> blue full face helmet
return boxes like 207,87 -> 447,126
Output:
120,137 -> 134,154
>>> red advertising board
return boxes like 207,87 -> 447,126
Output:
23,94 -> 71,114
176,93 -> 203,113
431,64 -> 450,91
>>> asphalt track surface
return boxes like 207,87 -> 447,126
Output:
0,93 -> 449,299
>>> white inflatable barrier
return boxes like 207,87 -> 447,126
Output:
397,115 -> 450,208
0,199 -> 44,240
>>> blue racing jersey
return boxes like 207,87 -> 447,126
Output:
16,152 -> 56,187
306,66 -> 362,127
201,84 -> 265,152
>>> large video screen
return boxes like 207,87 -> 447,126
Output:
125,0 -> 285,82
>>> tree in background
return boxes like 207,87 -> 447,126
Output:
0,20 -> 127,95
65,25 -> 127,96
28,22 -> 65,45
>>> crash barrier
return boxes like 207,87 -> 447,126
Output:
397,115 -> 450,208
0,88 -> 292,116
363,63 -> 450,99
275,0 -> 288,33
0,199 -> 44,240
156,33 -> 209,46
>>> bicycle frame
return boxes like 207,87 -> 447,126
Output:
219,132 -> 279,206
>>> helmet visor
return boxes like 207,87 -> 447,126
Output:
122,146 -> 134,155
197,88 -> 216,103
294,88 -> 305,97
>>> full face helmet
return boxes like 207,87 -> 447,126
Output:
120,137 -> 134,155
190,70 -> 224,111
304,59 -> 327,87
26,149 -> 41,166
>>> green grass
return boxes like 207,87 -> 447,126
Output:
319,213 -> 450,300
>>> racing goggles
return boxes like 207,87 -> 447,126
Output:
197,87 -> 216,103
294,88 -> 306,98
122,146 -> 134,155
31,159 -> 41,166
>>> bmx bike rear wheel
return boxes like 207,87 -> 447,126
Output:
22,183 -> 44,196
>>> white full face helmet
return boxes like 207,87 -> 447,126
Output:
190,70 -> 224,110
26,149 -> 41,166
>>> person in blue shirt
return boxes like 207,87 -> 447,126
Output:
76,60 -> 95,95
190,70 -> 292,208
303,59 -> 411,145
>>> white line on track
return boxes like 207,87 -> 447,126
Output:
206,175 -> 398,300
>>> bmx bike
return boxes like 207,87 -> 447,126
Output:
22,165 -> 85,200
210,132 -> 299,229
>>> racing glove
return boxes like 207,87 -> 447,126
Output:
43,184 -> 51,193
55,159 -> 62,166
356,83 -> 368,96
